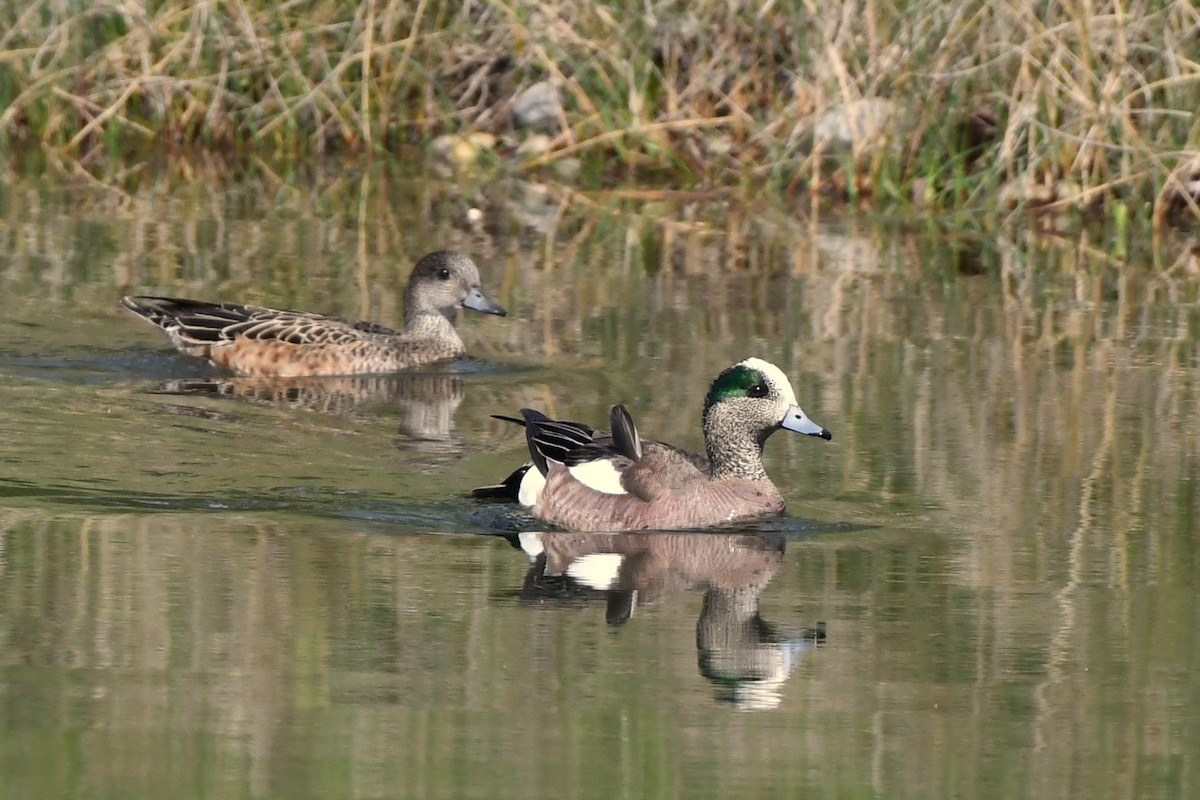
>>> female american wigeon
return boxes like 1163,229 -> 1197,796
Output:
479,358 -> 831,531
121,250 -> 506,377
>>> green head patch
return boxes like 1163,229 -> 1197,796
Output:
704,364 -> 770,410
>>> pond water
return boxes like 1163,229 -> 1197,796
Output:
1,163 -> 1198,799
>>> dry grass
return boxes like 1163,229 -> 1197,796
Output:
0,0 -> 1197,224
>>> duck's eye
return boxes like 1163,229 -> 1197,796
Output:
437,268 -> 451,280
747,383 -> 769,398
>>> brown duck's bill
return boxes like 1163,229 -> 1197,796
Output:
462,287 -> 507,316
781,404 -> 832,440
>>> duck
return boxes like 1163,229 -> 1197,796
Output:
120,250 -> 506,377
477,357 -> 831,531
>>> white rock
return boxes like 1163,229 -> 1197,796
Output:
512,81 -> 563,132
814,98 -> 900,152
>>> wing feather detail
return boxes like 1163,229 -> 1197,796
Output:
121,296 -> 401,348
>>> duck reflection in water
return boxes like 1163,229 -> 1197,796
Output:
153,372 -> 465,445
505,530 -> 826,710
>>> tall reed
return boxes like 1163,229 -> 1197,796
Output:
0,0 -> 1196,222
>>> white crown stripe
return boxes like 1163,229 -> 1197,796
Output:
738,357 -> 798,405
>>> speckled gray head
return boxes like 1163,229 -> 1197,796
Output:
405,250 -> 507,318
703,357 -> 832,441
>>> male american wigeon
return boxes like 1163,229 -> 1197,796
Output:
478,358 -> 831,531
121,250 -> 506,377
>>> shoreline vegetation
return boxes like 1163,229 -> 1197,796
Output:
0,1 -> 1197,229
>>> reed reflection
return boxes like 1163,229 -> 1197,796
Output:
505,531 -> 826,709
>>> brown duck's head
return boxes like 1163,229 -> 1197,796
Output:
405,250 -> 507,318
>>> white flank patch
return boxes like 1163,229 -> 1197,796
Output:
518,467 -> 546,507
566,553 -> 624,590
517,533 -> 544,560
567,460 -> 628,495
739,357 -> 798,405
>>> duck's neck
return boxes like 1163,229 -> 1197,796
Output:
704,410 -> 771,481
402,311 -> 462,348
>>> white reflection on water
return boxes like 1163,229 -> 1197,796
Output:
507,530 -> 827,710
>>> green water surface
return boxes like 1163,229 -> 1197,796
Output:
0,165 -> 1197,799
